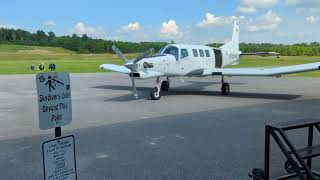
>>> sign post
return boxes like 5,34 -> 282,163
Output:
36,72 -> 77,180
55,127 -> 62,138
36,72 -> 72,131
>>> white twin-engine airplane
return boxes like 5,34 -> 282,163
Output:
100,19 -> 320,100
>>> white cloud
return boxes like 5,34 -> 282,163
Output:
236,6 -> 257,14
306,16 -> 318,24
0,24 -> 16,29
285,0 -> 320,7
43,20 -> 56,27
241,0 -> 278,8
237,0 -> 278,14
160,20 -> 184,39
72,22 -> 106,39
121,22 -> 141,32
285,0 -> 299,5
245,10 -> 282,32
197,13 -> 237,28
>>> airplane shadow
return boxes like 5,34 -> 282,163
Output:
167,89 -> 301,100
92,84 -> 301,102
92,81 -> 246,92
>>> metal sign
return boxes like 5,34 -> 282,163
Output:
42,135 -> 77,180
36,72 -> 72,130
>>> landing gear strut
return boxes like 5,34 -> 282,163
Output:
150,77 -> 161,100
221,76 -> 230,96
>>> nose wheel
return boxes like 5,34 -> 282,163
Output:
150,84 -> 161,100
150,77 -> 162,100
150,78 -> 170,100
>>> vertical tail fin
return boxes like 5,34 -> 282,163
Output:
219,19 -> 241,66
232,19 -> 240,46
220,19 -> 240,52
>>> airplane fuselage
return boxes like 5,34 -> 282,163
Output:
133,44 -> 241,79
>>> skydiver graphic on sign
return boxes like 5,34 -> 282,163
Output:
45,76 -> 64,92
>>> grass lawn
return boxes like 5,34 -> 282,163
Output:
0,44 -> 134,74
0,44 -> 319,77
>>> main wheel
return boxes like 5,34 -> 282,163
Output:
285,160 -> 297,174
221,83 -> 230,95
150,87 -> 161,100
252,168 -> 265,180
161,81 -> 170,91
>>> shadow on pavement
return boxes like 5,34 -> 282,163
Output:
1,99 -> 320,179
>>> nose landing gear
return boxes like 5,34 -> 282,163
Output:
150,77 -> 161,100
150,84 -> 161,100
150,77 -> 170,100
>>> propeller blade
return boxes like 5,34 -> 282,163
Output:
133,48 -> 154,63
112,45 -> 128,62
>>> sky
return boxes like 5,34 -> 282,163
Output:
0,0 -> 319,44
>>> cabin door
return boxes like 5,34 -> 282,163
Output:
214,49 -> 222,68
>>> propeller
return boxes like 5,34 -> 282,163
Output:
111,45 -> 154,98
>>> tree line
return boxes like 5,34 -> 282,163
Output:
0,28 -> 167,53
1,28 -> 320,56
208,42 -> 320,56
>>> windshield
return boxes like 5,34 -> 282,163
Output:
160,45 -> 179,60
156,46 -> 166,55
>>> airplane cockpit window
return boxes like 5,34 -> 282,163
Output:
156,46 -> 166,55
181,49 -> 189,59
199,49 -> 205,57
162,46 -> 179,60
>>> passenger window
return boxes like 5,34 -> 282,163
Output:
199,49 -> 205,57
205,50 -> 210,57
181,49 -> 189,59
192,49 -> 198,57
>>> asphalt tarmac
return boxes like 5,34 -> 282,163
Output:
0,73 -> 320,180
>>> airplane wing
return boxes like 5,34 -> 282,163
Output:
213,62 -> 320,76
100,64 -> 131,74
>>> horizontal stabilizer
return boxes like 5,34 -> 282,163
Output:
213,62 -> 320,76
100,64 -> 131,74
241,52 -> 279,56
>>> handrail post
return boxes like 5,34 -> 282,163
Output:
264,126 -> 271,180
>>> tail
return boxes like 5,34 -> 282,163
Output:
220,19 -> 241,66
231,19 -> 239,50
221,19 -> 240,51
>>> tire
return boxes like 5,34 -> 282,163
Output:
252,168 -> 265,180
221,83 -> 230,96
161,81 -> 170,91
150,87 -> 161,100
285,160 -> 296,174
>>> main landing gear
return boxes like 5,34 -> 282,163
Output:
150,77 -> 170,100
221,76 -> 230,96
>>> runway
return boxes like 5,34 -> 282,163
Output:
0,73 -> 320,179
